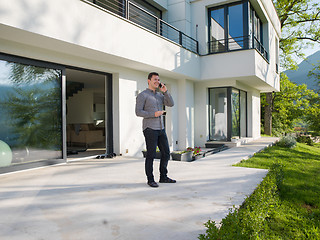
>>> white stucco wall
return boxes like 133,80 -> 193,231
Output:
250,90 -> 261,139
0,0 -> 281,159
186,80 -> 195,147
116,70 -> 179,157
194,82 -> 208,147
190,0 -> 280,92
0,0 -> 200,80
167,0 -> 191,35
194,80 -> 262,146
67,90 -> 94,124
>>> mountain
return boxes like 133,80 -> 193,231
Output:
284,50 -> 320,91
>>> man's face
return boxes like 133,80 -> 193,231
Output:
148,75 -> 160,89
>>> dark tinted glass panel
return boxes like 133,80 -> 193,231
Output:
210,7 -> 226,52
231,89 -> 240,137
129,2 -> 157,33
131,0 -> 161,19
240,90 -> 247,137
228,4 -> 244,50
0,60 -> 62,168
209,88 -> 228,141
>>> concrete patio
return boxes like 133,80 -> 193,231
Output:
0,137 -> 278,240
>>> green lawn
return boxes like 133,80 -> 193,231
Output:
199,142 -> 320,240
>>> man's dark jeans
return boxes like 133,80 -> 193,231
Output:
143,128 -> 170,183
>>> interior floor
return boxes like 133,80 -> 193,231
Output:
66,68 -> 106,158
67,148 -> 106,160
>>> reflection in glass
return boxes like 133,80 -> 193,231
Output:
231,89 -> 240,137
228,4 -> 244,50
240,90 -> 247,137
209,88 -> 228,141
0,60 -> 62,167
210,7 -> 226,52
208,2 -> 267,57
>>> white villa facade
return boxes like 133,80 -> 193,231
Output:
0,0 -> 280,173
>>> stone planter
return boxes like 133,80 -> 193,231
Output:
142,151 -> 162,159
171,151 -> 193,162
192,154 -> 203,161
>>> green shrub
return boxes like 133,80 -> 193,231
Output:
199,164 -> 284,240
296,135 -> 314,146
277,135 -> 296,148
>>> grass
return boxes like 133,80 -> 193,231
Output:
199,142 -> 320,240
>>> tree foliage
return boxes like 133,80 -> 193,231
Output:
308,62 -> 320,94
263,0 -> 320,135
274,0 -> 320,70
262,73 -> 318,135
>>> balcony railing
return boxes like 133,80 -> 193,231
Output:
90,0 -> 199,54
253,36 -> 268,60
208,35 -> 269,61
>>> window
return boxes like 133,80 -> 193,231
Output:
275,37 -> 279,73
0,56 -> 63,169
209,7 -> 226,52
209,88 -> 228,141
209,87 -> 247,141
229,4 -> 244,50
231,89 -> 240,137
208,1 -> 268,59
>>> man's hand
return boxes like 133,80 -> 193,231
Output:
155,111 -> 165,117
159,83 -> 167,93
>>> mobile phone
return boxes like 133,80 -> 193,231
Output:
159,83 -> 163,88
163,111 -> 167,115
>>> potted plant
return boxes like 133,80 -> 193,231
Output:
187,147 -> 203,160
171,150 -> 193,162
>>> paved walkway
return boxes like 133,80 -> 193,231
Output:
0,137 -> 278,240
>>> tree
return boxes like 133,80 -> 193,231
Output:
263,0 -> 320,135
275,0 -> 320,69
269,73 -> 317,135
308,62 -> 320,94
305,63 -> 320,132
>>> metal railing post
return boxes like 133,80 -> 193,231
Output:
179,32 -> 183,46
157,18 -> 161,35
125,0 -> 129,19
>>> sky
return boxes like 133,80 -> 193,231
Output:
296,0 -> 320,63
299,44 -> 320,64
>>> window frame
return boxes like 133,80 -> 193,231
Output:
0,52 -> 66,174
207,0 -> 267,60
208,86 -> 247,141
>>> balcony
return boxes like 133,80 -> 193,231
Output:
88,0 -> 199,54
208,35 -> 268,61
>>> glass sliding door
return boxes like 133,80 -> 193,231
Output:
240,90 -> 247,137
0,57 -> 63,169
209,88 -> 228,141
209,87 -> 247,141
231,88 -> 240,138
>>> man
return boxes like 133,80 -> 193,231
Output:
135,72 -> 175,188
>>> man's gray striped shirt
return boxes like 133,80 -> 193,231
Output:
135,88 -> 174,130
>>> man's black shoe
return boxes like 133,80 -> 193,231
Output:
159,177 -> 176,183
147,181 -> 159,188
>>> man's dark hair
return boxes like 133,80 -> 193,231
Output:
148,72 -> 159,80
